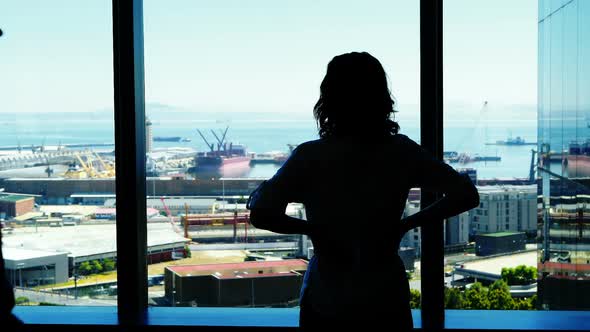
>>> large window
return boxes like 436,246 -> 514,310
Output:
442,0 -> 539,310
142,0 -> 421,308
0,1 -> 117,306
4,0 -> 590,329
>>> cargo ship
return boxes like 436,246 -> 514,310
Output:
250,150 -> 289,165
444,151 -> 501,164
486,136 -> 536,146
191,127 -> 251,173
153,136 -> 191,142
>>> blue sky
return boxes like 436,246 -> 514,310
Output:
0,0 -> 537,125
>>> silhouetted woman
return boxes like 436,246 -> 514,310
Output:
248,52 -> 479,330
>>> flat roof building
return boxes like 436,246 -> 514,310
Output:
2,223 -> 189,271
165,260 -> 308,307
3,248 -> 68,287
475,232 -> 526,256
0,194 -> 34,218
471,185 -> 537,237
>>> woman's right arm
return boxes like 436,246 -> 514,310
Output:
399,136 -> 480,234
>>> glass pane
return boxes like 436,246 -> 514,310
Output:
143,0 -> 421,310
0,2 -> 116,306
443,0 -> 539,310
538,0 -> 590,310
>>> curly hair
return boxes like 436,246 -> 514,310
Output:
313,52 -> 399,138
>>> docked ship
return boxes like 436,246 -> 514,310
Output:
191,127 -> 251,172
566,141 -> 590,176
444,151 -> 501,164
153,136 -> 191,142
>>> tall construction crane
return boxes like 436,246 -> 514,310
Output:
457,101 -> 489,164
160,197 -> 182,235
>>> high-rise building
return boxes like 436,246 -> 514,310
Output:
146,116 -> 153,154
470,185 -> 537,237
538,0 -> 590,310
445,211 -> 470,246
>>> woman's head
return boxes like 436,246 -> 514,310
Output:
313,52 -> 399,138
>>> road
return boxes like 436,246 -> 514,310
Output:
14,288 -> 116,306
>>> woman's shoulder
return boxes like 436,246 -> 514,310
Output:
290,139 -> 321,154
294,134 -> 416,153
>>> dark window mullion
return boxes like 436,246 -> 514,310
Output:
420,0 -> 445,329
112,0 -> 148,325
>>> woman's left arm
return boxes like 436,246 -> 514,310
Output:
249,208 -> 314,236
247,145 -> 313,236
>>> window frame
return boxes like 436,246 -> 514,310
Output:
9,0 -> 590,330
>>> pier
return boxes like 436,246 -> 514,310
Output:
0,143 -> 114,151
0,150 -> 95,172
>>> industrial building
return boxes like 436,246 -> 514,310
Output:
0,194 -> 34,218
3,248 -> 69,287
104,197 -> 222,215
93,207 -> 160,220
445,212 -> 470,247
470,185 -> 537,237
0,177 -> 266,204
165,260 -> 308,307
474,232 -> 526,256
2,223 -> 189,276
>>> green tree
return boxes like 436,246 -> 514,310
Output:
464,282 -> 490,309
15,296 -> 30,305
103,258 -> 116,271
409,289 -> 421,309
79,261 -> 93,275
185,244 -> 192,258
514,298 -> 533,310
444,287 -> 466,309
501,265 -> 537,285
92,260 -> 103,274
488,280 -> 514,310
39,302 -> 65,306
501,267 -> 515,285
529,294 -> 538,309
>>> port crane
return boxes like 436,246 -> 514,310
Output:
65,152 -> 95,178
211,127 -> 229,153
63,151 -> 112,179
196,129 -> 215,152
92,151 -> 115,177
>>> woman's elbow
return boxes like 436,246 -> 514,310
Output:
249,209 -> 276,230
449,179 -> 479,212
249,209 -> 266,229
464,183 -> 480,210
